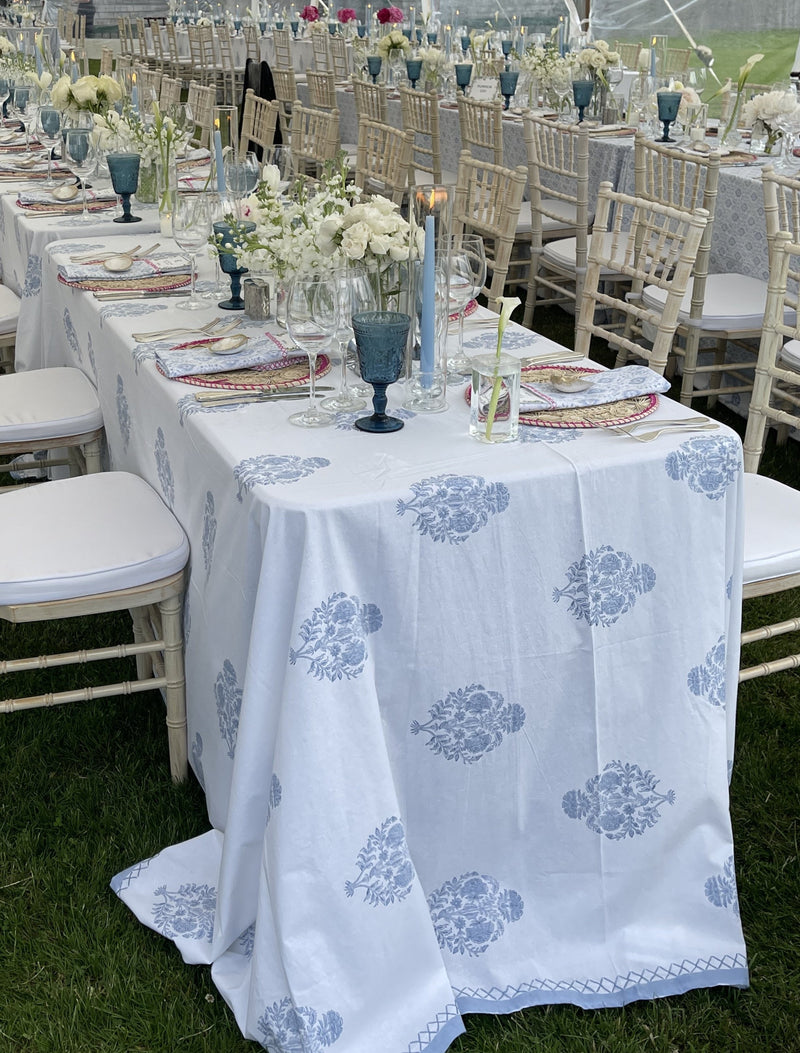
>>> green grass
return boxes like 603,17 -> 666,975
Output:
1,310 -> 799,1050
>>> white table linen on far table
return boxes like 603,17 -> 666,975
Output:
34,236 -> 749,1052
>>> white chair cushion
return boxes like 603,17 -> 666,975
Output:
0,472 -> 190,605
542,232 -> 627,278
779,338 -> 800,368
0,367 -> 103,443
642,273 -> 796,332
0,283 -> 20,335
743,472 -> 800,585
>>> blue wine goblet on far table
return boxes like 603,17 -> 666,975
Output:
367,55 -> 382,84
572,77 -> 594,123
656,90 -> 683,142
406,58 -> 423,90
352,310 -> 410,433
499,69 -> 519,111
455,63 -> 473,95
107,152 -> 141,223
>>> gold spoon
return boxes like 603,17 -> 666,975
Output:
52,183 -> 79,201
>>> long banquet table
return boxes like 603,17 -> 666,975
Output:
21,228 -> 750,1051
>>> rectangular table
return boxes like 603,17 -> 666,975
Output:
33,236 -> 749,1053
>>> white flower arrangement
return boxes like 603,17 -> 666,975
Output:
417,45 -> 448,86
376,29 -> 411,60
0,37 -> 17,57
576,39 -> 620,85
519,48 -> 572,90
50,74 -> 124,116
196,16 -> 213,26
742,90 -> 799,132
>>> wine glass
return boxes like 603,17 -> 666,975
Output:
550,67 -> 573,122
352,310 -> 411,433
268,144 -> 293,186
320,264 -> 372,413
367,55 -> 382,84
63,127 -> 97,223
201,190 -> 236,301
572,76 -> 594,124
446,234 -> 486,379
107,152 -> 141,223
454,63 -> 473,95
172,193 -> 211,310
35,105 -> 62,187
285,276 -> 338,428
406,58 -> 423,90
499,69 -> 520,111
656,90 -> 682,142
224,149 -> 260,217
10,84 -> 38,158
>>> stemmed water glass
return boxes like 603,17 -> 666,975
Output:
286,276 -> 338,428
107,152 -> 141,222
35,105 -> 62,187
446,234 -> 486,379
172,193 -> 211,310
550,68 -> 573,122
406,58 -> 423,90
656,90 -> 683,142
10,84 -> 38,158
63,127 -> 97,223
454,63 -> 473,95
572,75 -> 594,124
320,265 -> 373,413
367,55 -> 382,84
224,150 -> 260,217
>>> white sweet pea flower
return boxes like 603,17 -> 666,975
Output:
260,163 -> 281,192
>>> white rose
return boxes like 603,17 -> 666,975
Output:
70,76 -> 98,106
97,75 -> 123,104
341,222 -> 370,259
316,215 -> 341,256
50,75 -> 72,110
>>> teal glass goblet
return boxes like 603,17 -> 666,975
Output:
572,78 -> 594,123
460,34 -> 471,54
214,220 -> 256,310
406,58 -> 423,89
426,31 -> 437,45
107,153 -> 141,223
499,69 -> 519,110
352,310 -> 410,433
290,19 -> 299,36
455,63 -> 473,95
367,55 -> 382,84
656,90 -> 683,142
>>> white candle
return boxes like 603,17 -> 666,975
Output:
420,215 -> 435,387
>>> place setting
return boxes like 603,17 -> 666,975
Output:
56,249 -> 193,296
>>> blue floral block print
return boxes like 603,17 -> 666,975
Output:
688,636 -> 726,708
151,883 -> 216,941
201,491 -> 217,575
396,474 -> 510,544
427,872 -> 524,957
257,997 -> 343,1053
553,545 -> 656,627
116,375 -> 130,452
215,659 -> 243,759
344,816 -> 415,905
266,773 -> 282,826
411,684 -> 525,764
562,760 -> 676,840
705,855 -> 740,917
234,453 -> 330,501
665,435 -> 741,501
289,592 -> 382,681
154,427 -> 175,505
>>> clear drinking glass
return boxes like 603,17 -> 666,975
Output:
36,106 -> 62,187
224,149 -> 260,217
63,128 -> 97,223
446,233 -> 486,379
320,264 -> 372,412
286,276 -> 338,428
172,193 -> 211,310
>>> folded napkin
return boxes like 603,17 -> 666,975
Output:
178,170 -> 212,191
0,157 -> 58,174
18,187 -> 117,206
57,253 -> 191,283
155,332 -> 293,378
520,365 -> 670,412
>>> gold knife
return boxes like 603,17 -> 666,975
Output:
194,386 -> 333,405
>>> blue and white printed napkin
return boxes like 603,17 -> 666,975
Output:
18,187 -> 117,206
57,253 -> 191,283
520,365 -> 670,412
155,332 -> 295,378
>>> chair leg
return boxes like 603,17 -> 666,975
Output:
83,436 -> 103,474
523,248 -> 541,329
158,591 -> 188,782
705,337 -> 728,408
679,325 -> 701,405
130,606 -> 155,680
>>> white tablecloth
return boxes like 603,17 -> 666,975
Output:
32,236 -> 748,1053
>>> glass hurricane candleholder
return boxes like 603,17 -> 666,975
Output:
107,152 -> 141,223
214,220 -> 255,310
656,90 -> 683,142
572,78 -> 594,123
352,310 -> 411,433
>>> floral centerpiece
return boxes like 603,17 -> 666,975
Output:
715,52 -> 764,148
337,8 -> 357,23
376,28 -> 410,60
743,90 -> 800,154
575,39 -> 620,89
50,74 -> 124,117
417,45 -> 448,89
300,5 -> 320,22
376,6 -> 404,25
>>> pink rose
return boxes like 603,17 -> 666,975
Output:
300,5 -> 319,21
337,7 -> 357,22
377,6 -> 404,24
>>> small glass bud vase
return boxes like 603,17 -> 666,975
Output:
470,352 -> 520,443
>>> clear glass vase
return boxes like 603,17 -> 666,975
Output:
469,352 -> 520,443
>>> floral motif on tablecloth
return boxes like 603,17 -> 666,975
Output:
411,684 -> 525,764
664,435 -> 741,501
427,872 -> 524,956
464,328 -> 534,352
190,733 -> 205,789
215,658 -> 243,758
266,773 -> 282,826
64,307 -> 81,362
154,426 -> 175,505
562,760 -> 676,840
22,253 -> 41,298
519,425 -> 578,444
256,997 -> 343,1053
688,636 -> 726,708
396,474 -> 510,544
726,575 -> 733,600
334,407 -> 415,431
234,453 -> 330,502
553,545 -> 656,627
151,883 -> 216,941
344,816 -> 415,905
100,303 -> 168,327
87,332 -> 96,379
238,923 -> 255,958
116,375 -> 130,451
202,491 -> 216,575
289,592 -> 382,681
705,855 -> 740,917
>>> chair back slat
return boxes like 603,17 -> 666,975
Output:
456,95 -> 504,166
355,119 -> 413,205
